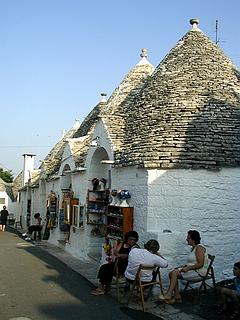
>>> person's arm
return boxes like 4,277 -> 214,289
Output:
154,253 -> 168,268
114,242 -> 129,259
181,245 -> 205,272
113,242 -> 126,259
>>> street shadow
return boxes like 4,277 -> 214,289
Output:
9,228 -> 159,320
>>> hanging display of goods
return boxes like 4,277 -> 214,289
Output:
63,191 -> 74,199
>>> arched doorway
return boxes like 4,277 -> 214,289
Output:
87,147 -> 111,260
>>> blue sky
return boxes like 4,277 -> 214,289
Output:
0,0 -> 239,176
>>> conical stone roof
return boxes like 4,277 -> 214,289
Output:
101,50 -> 155,154
70,50 -> 154,166
41,121 -> 81,176
115,20 -> 240,169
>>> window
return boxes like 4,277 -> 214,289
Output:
0,198 -> 5,204
72,205 -> 85,229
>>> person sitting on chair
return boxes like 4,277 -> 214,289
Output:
125,239 -> 168,284
91,230 -> 139,295
161,230 -> 208,304
217,261 -> 240,320
22,213 -> 42,240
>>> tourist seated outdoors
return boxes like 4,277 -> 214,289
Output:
160,230 -> 208,304
91,230 -> 139,295
125,239 -> 168,283
216,261 -> 240,320
22,213 -> 42,240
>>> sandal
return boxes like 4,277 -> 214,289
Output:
91,288 -> 105,295
163,298 -> 175,305
230,311 -> 240,320
174,297 -> 183,304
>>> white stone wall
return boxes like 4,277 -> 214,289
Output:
111,166 -> 149,246
146,168 -> 240,281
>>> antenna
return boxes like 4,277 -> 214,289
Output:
215,20 -> 220,44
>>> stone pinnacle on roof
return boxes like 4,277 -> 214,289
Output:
100,92 -> 107,102
137,48 -> 152,66
73,119 -> 81,129
189,18 -> 201,32
140,48 -> 148,58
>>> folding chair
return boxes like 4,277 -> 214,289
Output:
183,254 -> 216,299
127,264 -> 164,312
110,258 -> 127,302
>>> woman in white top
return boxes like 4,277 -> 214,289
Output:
162,230 -> 208,304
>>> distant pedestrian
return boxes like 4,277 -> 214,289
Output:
22,212 -> 42,240
0,206 -> 9,232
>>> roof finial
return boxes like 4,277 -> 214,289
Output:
100,92 -> 107,103
73,118 -> 80,129
140,48 -> 148,58
190,18 -> 200,30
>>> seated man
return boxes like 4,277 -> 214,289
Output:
125,239 -> 168,284
22,213 -> 42,240
217,261 -> 240,320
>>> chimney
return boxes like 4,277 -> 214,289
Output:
22,153 -> 36,187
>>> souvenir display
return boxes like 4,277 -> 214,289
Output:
119,189 -> 131,207
109,189 -> 118,205
115,190 -> 122,206
99,178 -> 107,190
91,178 -> 99,190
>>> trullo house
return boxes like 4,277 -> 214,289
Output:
19,19 -> 240,280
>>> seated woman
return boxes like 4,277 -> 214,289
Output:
217,261 -> 240,320
22,213 -> 42,240
91,230 -> 139,295
162,229 -> 208,304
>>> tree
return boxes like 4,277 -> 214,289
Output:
0,167 -> 14,183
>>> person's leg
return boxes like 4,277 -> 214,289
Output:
0,223 -> 2,231
2,222 -> 6,231
91,263 -> 115,295
164,269 -> 181,300
28,225 -> 35,235
216,287 -> 228,313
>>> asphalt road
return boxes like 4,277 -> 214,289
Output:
0,229 -> 161,320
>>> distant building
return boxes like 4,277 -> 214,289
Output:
0,178 -> 17,213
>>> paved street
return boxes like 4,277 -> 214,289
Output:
0,229 -> 162,320
1,227 -> 222,320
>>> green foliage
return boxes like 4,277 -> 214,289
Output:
0,168 -> 14,183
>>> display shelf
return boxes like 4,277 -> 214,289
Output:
105,206 -> 133,240
86,190 -> 108,233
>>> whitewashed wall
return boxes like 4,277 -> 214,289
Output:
146,168 -> 240,282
